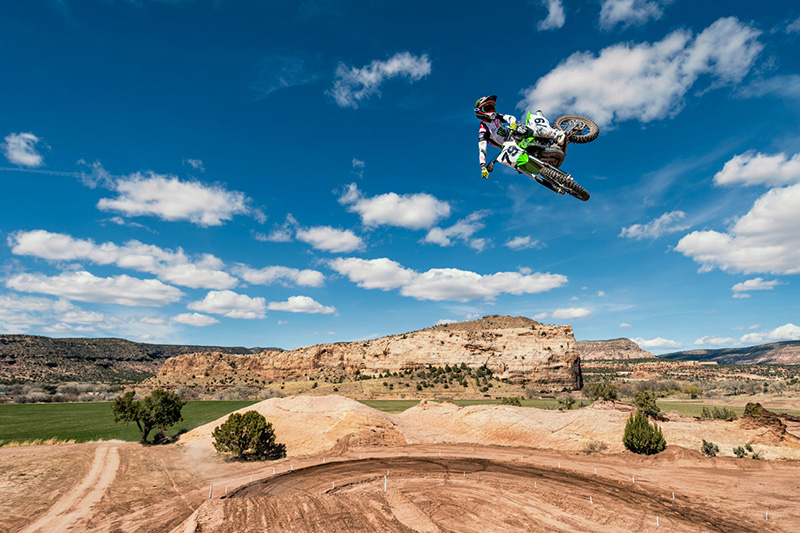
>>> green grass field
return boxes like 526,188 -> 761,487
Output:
0,400 -> 256,444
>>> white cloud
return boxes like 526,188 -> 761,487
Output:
731,277 -> 780,294
596,291 -> 606,297
740,323 -> 800,345
694,335 -> 737,346
61,310 -> 105,324
252,53 -> 320,97
236,265 -> 324,287
551,307 -> 592,319
172,312 -> 219,327
2,132 -> 45,167
267,295 -> 335,314
0,294 -> 73,333
184,159 -> 205,172
423,211 -> 489,251
6,271 -> 184,307
329,257 -> 567,302
599,0 -> 665,30
521,17 -> 763,127
260,214 -> 298,242
619,211 -> 689,240
787,17 -> 800,33
632,336 -> 683,349
339,183 -> 450,230
187,290 -> 266,319
713,151 -> 800,187
329,51 -> 431,108
139,317 -> 165,325
538,0 -> 565,31
296,226 -> 364,253
436,318 -> 458,326
619,322 -> 632,328
97,172 -> 251,226
9,230 -> 237,290
675,183 -> 800,274
504,236 -> 540,250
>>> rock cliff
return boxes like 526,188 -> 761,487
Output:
156,315 -> 582,391
575,338 -> 654,361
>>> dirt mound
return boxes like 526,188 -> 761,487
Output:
180,395 -> 405,458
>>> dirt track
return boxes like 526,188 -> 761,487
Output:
19,443 -> 120,533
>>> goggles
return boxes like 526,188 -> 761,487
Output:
478,103 -> 496,113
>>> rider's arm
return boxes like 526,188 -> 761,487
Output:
502,114 -> 518,129
478,123 -> 489,166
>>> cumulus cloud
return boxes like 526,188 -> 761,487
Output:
537,0 -> 565,31
184,159 -> 205,172
187,290 -> 266,319
619,322 -> 632,328
295,226 -> 364,253
731,277 -> 780,295
9,230 -> 237,290
599,0 -> 666,30
520,17 -> 763,127
714,151 -> 800,188
236,265 -> 324,287
329,257 -> 567,302
632,336 -> 683,349
694,335 -> 737,346
423,211 -> 490,251
339,183 -> 450,230
740,323 -> 800,345
267,295 -> 335,314
6,271 -> 184,307
96,172 -> 251,226
787,17 -> 800,33
675,183 -> 800,274
329,51 -> 431,108
504,236 -> 541,250
619,211 -> 689,240
171,312 -> 219,327
551,307 -> 592,319
0,294 -> 72,333
2,132 -> 45,167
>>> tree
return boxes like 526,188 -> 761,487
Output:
683,385 -> 701,399
634,390 -> 662,419
213,410 -> 286,460
112,389 -> 186,444
557,392 -> 576,410
623,412 -> 666,455
585,382 -> 618,402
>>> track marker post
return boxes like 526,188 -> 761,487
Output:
209,483 -> 213,499
291,464 -> 294,472
558,462 -> 561,468
766,510 -> 769,521
657,516 -> 659,527
594,468 -> 597,475
384,475 -> 387,492
672,492 -> 675,500
272,467 -> 275,475
323,457 -> 326,464
534,481 -> 537,488
590,496 -> 593,504
632,475 -> 635,484
332,481 -> 335,489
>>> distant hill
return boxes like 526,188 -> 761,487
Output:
659,341 -> 800,365
0,335 -> 278,383
575,338 -> 654,361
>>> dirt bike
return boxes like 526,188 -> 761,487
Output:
486,115 -> 599,201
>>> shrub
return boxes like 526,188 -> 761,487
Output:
701,440 -> 719,457
683,385 -> 701,399
212,411 -> 286,460
585,382 -> 618,402
500,397 -> 522,406
582,441 -> 608,455
557,393 -> 575,411
701,406 -> 738,420
733,446 -> 747,458
623,412 -> 666,455
634,390 -> 662,419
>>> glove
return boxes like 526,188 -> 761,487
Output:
509,122 -> 517,130
481,165 -> 490,179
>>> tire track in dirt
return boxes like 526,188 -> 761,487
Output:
227,456 -> 774,532
19,443 -> 120,533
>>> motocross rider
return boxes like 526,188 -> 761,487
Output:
476,95 -> 566,178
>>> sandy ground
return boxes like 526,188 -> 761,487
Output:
2,395 -> 800,532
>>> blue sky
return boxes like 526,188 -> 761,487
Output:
1,0 -> 799,353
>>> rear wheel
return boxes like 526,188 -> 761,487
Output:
553,115 -> 599,144
540,166 -> 590,201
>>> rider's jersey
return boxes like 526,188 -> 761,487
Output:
478,114 -> 517,166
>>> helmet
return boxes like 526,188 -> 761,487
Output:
475,95 -> 497,121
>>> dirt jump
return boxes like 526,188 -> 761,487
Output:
2,395 -> 799,532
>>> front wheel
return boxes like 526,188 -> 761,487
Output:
553,115 -> 599,144
540,166 -> 590,201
